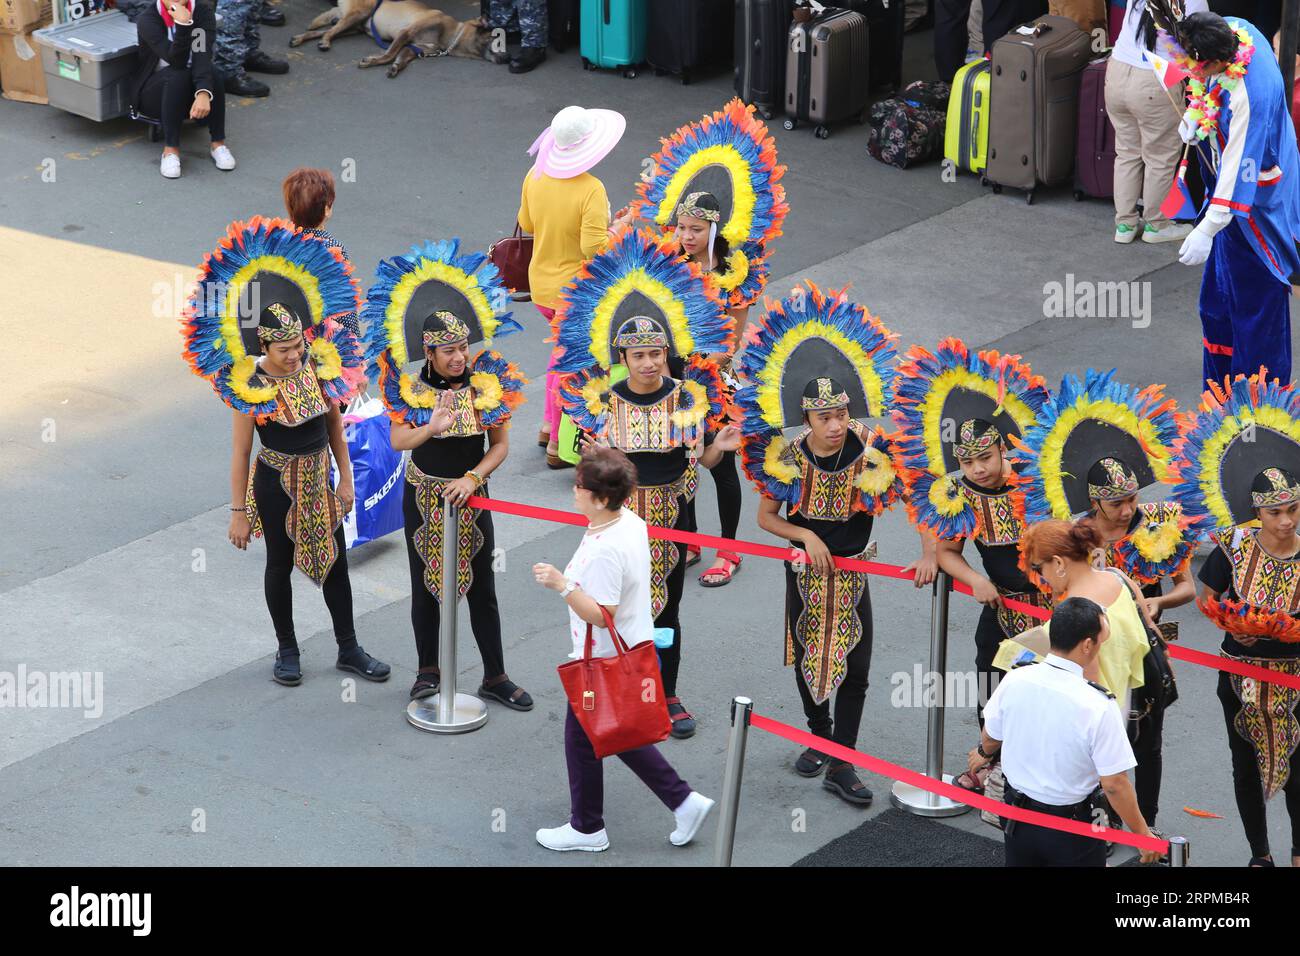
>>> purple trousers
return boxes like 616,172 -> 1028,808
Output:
564,706 -> 691,834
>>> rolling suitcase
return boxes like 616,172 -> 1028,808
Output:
551,0 -> 580,52
647,0 -> 731,84
944,57 -> 991,174
783,6 -> 870,139
580,0 -> 647,76
734,0 -> 793,119
849,0 -> 906,92
985,15 -> 1091,203
1072,56 -> 1114,199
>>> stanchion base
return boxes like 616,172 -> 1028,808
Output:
889,775 -> 972,818
406,693 -> 489,734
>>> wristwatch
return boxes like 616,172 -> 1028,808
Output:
976,743 -> 997,760
560,580 -> 579,599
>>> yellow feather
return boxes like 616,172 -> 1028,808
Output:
919,369 -> 1037,476
670,380 -> 710,430
854,444 -> 896,496
756,319 -> 888,429
221,255 -> 324,363
470,372 -> 503,411
765,435 -> 800,484
309,338 -> 343,380
657,145 -> 757,248
399,373 -> 439,409
228,355 -> 279,405
590,271 -> 691,369
1132,516 -> 1180,562
582,374 -> 611,416
929,474 -> 968,518
386,260 -> 495,366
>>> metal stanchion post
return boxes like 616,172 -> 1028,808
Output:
714,696 -> 753,867
891,571 -> 971,817
1168,836 -> 1189,868
407,498 -> 488,734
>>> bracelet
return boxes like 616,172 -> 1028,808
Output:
976,743 -> 997,760
466,470 -> 485,488
230,506 -> 246,512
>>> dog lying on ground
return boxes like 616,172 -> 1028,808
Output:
289,2 -> 492,78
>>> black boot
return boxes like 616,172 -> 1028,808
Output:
259,6 -> 285,26
225,71 -> 270,97
245,50 -> 289,74
508,46 -> 545,74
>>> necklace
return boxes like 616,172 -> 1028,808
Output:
1182,28 -> 1254,142
586,514 -> 622,534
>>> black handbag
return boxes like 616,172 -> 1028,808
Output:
1106,568 -> 1178,713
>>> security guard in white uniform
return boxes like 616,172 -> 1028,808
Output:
968,597 -> 1163,866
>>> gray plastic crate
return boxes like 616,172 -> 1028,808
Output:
33,9 -> 139,121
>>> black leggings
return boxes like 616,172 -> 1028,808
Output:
1217,670 -> 1300,859
685,450 -> 743,544
654,498 -> 690,699
253,459 -> 355,647
403,484 -> 506,680
786,564 -> 873,750
137,67 -> 227,149
1128,689 -> 1165,825
973,604 -> 1005,725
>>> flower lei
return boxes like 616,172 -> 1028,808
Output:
1179,28 -> 1254,142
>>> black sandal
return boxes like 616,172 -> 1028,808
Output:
667,697 -> 696,739
479,676 -> 534,711
795,747 -> 829,777
823,761 -> 873,806
336,646 -> 391,682
409,673 -> 440,701
1248,855 -> 1275,867
273,648 -> 301,686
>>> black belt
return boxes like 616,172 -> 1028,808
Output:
1004,783 -> 1098,822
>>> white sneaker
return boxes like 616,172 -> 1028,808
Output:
669,791 -> 715,847
211,144 -> 237,171
160,153 -> 181,179
1142,221 -> 1193,244
535,822 -> 609,852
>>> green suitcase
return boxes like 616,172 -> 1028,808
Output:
944,58 -> 991,175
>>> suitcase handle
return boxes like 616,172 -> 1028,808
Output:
602,0 -> 610,26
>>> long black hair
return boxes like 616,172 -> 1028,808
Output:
676,191 -> 732,274
1140,0 -> 1236,61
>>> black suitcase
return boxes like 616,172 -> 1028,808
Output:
550,0 -> 580,52
735,0 -> 794,119
648,0 -> 731,84
846,0 -> 906,92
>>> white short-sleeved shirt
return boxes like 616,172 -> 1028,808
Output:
1111,0 -> 1209,69
562,510 -> 655,660
983,654 -> 1137,806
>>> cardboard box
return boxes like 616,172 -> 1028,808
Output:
0,27 -> 48,103
0,0 -> 52,34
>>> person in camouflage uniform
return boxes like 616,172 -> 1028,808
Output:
214,0 -> 289,97
487,0 -> 547,73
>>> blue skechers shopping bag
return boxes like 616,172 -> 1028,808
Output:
332,395 -> 405,548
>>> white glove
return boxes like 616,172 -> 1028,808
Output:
1178,222 -> 1216,266
1178,114 -> 1199,145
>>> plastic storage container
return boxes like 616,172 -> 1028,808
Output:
33,9 -> 138,121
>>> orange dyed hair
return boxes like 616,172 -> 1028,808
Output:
282,167 -> 336,229
1023,519 -> 1102,567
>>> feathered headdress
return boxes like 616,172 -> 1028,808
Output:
361,238 -> 525,427
180,216 -> 365,420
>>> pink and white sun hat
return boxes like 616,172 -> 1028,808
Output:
527,106 -> 627,180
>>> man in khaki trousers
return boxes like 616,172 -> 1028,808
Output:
1104,0 -> 1208,244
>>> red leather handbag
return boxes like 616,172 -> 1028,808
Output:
487,223 -> 532,294
557,608 -> 671,759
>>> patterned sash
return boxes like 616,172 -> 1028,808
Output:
1222,652 -> 1300,798
785,550 -> 869,705
246,447 -> 343,588
996,588 -> 1053,641
628,466 -> 694,618
607,387 -> 680,452
405,460 -> 485,602
961,483 -> 1023,546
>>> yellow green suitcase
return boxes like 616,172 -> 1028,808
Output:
944,58 -> 991,175
556,364 -> 628,465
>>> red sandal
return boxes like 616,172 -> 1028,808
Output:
699,550 -> 742,588
685,544 -> 702,569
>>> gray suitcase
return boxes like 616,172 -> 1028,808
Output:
782,6 -> 869,139
33,10 -> 138,122
985,14 -> 1091,203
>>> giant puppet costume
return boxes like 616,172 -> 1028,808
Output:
1147,2 -> 1300,385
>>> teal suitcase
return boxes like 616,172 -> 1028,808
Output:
580,0 -> 646,76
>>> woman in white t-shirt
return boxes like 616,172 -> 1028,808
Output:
531,448 -> 715,852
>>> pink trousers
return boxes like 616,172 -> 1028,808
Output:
537,304 -> 562,439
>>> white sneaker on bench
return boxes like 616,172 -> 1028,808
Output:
160,153 -> 181,179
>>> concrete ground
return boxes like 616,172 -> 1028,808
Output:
1,0 -> 1298,866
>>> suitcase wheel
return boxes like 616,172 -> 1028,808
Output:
581,57 -> 593,70
653,67 -> 665,77
991,182 -> 1002,194
1025,191 -> 1035,206
760,107 -> 774,120
815,125 -> 830,140
979,175 -> 988,187
783,118 -> 797,131
622,67 -> 637,79
680,72 -> 691,86
1073,189 -> 1085,202
856,109 -> 867,126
